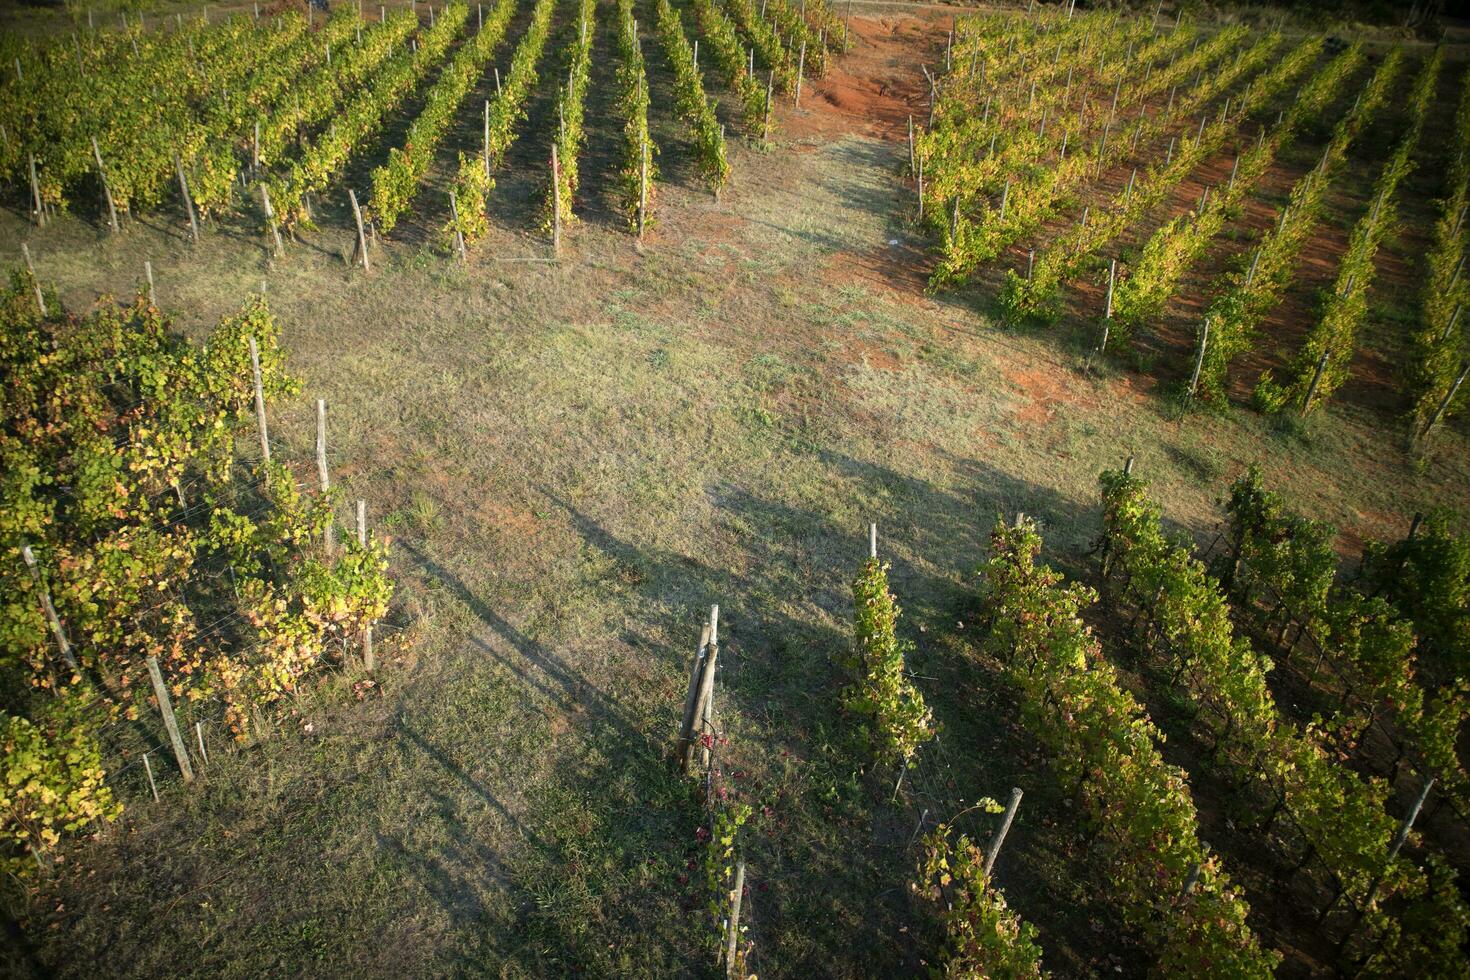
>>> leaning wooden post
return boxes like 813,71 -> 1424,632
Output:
868,522 -> 877,559
29,154 -> 44,227
1422,361 -> 1469,437
142,752 -> 160,802
795,39 -> 806,106
20,243 -> 45,316
248,337 -> 271,473
146,656 -> 194,783
449,191 -> 467,262
260,185 -> 284,257
1097,257 -> 1116,353
21,545 -> 78,672
348,189 -> 370,272
689,605 -> 720,770
317,399 -> 334,554
1355,777 -> 1434,931
1300,349 -> 1330,416
677,623 -> 713,769
144,260 -> 157,307
91,137 -> 119,232
981,787 -> 1023,881
724,858 -> 746,976
1177,863 -> 1202,904
174,154 -> 200,243
550,145 -> 562,255
1187,317 -> 1209,400
358,500 -> 375,671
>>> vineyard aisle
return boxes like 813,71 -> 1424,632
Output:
3,8 -> 1469,979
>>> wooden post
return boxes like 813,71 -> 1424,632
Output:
677,623 -> 713,769
91,137 -> 119,232
550,145 -> 562,255
1357,777 -> 1434,922
1440,304 -> 1461,344
21,545 -> 77,672
1188,317 -> 1209,400
449,191 -> 467,261
795,39 -> 806,106
317,399 -> 334,554
145,261 -> 156,307
724,859 -> 746,976
916,155 -> 924,220
248,337 -> 271,473
174,154 -> 199,243
483,100 -> 491,177
143,752 -> 160,802
260,185 -> 284,257
1300,349 -> 1330,415
998,179 -> 1009,222
29,154 -> 44,227
869,522 -> 877,559
690,605 -> 720,767
146,656 -> 194,783
638,130 -> 649,239
1177,863 -> 1202,903
1422,361 -> 1469,437
20,243 -> 45,316
981,787 -> 1023,881
358,500 -> 375,670
1246,249 -> 1260,287
1097,257 -> 1116,353
763,71 -> 774,141
349,189 -> 370,272
1026,248 -> 1034,281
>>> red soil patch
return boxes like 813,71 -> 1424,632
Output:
784,14 -> 942,141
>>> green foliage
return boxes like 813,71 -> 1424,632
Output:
613,0 -> 659,230
1270,50 -> 1441,414
690,0 -> 771,136
0,273 -> 394,865
839,558 -> 934,768
981,516 -> 1276,977
483,0 -> 557,173
995,32 -> 1309,320
654,0 -> 728,193
1194,51 -> 1404,404
1,693 -> 121,875
1361,511 -> 1470,681
267,2 -> 470,228
929,21 -> 1257,292
1108,44 -> 1363,346
369,0 -> 516,235
255,10 -> 418,169
720,0 -> 798,94
914,816 -> 1047,979
1409,64 -> 1470,435
1098,469 -> 1469,959
542,0 -> 597,233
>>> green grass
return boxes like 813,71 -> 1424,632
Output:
3,51 -> 1469,978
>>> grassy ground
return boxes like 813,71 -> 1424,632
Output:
3,7 -> 1470,977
